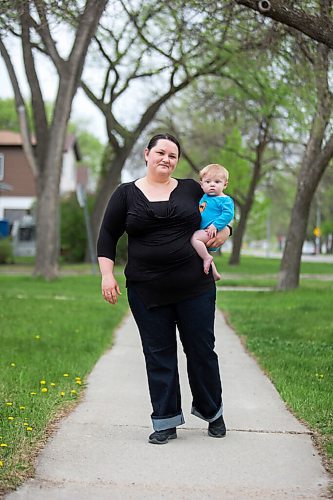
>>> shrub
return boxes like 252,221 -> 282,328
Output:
60,193 -> 128,264
60,194 -> 89,262
0,237 -> 14,264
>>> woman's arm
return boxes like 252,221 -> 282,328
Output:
97,185 -> 127,305
206,225 -> 231,250
98,257 -> 122,305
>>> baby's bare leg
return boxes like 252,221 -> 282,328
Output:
191,230 -> 214,275
211,261 -> 221,281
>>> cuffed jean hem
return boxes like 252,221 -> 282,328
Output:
191,405 -> 223,423
152,412 -> 185,431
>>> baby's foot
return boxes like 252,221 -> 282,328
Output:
203,255 -> 214,274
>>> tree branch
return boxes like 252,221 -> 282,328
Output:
80,81 -> 129,142
20,3 -> 48,163
234,0 -> 333,48
32,1 -> 64,73
0,38 -> 38,177
68,0 -> 108,81
119,0 -> 177,63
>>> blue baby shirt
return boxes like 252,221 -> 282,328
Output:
199,194 -> 234,231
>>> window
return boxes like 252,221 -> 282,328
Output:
0,154 -> 4,180
19,226 -> 36,242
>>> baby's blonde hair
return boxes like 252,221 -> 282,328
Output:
199,163 -> 229,181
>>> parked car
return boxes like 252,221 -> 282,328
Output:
302,240 -> 316,255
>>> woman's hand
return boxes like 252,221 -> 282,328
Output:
101,273 -> 122,305
206,226 -> 230,250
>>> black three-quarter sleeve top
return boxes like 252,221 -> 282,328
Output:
97,178 -> 215,308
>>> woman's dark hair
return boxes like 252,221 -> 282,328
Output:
146,133 -> 181,158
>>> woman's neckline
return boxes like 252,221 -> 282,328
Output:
134,178 -> 179,202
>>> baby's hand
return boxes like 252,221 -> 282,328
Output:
206,224 -> 217,238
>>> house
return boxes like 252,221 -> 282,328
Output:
0,130 -> 89,225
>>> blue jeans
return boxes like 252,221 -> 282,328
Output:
127,286 -> 223,431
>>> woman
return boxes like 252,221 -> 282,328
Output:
97,133 -> 231,444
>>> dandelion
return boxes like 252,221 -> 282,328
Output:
5,402 -> 13,406
40,380 -> 46,385
26,427 -> 33,432
30,392 -> 37,396
10,362 -> 16,367
60,392 -> 65,397
7,417 -> 14,421
23,422 -> 29,426
50,383 -> 56,387
76,380 -> 82,385
63,373 -> 69,377
41,388 -> 48,393
19,406 -> 26,410
70,390 -> 77,395
0,443 -> 8,448
0,460 -> 4,467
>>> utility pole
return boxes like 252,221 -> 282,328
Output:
76,184 -> 97,275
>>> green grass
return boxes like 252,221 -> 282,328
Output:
212,254 -> 333,288
215,253 -> 333,275
217,286 -> 333,474
0,274 -> 128,492
3,253 -> 333,277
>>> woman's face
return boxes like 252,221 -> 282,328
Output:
144,139 -> 179,177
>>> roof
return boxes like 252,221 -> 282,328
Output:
0,130 -> 81,160
0,130 -> 35,146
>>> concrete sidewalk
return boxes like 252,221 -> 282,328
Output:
7,310 -> 331,499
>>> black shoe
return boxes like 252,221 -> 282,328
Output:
148,427 -> 177,444
208,416 -> 226,438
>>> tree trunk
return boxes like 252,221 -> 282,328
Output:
229,119 -> 268,265
277,184 -> 312,289
33,76 -> 74,277
277,45 -> 333,290
91,149 -> 130,246
34,125 -> 65,278
35,169 -> 61,279
229,205 -> 248,265
277,144 -> 333,290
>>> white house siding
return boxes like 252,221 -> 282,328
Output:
0,196 -> 35,221
60,149 -> 77,194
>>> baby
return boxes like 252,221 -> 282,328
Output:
191,163 -> 234,280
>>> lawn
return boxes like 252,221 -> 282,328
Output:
217,281 -> 333,475
0,273 -> 128,493
214,253 -> 333,276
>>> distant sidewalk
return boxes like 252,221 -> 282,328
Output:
241,248 -> 333,264
7,310 -> 331,499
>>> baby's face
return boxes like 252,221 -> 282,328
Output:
201,174 -> 227,196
